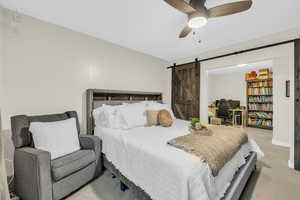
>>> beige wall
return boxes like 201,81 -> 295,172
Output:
1,8 -> 168,175
0,7 -> 10,200
1,8 -> 168,131
208,71 -> 248,107
0,7 -> 4,110
0,7 -> 4,136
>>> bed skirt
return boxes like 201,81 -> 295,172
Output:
103,155 -> 152,200
103,152 -> 257,200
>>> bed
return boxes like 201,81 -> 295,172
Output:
86,89 -> 261,200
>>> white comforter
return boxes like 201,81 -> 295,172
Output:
95,119 -> 263,200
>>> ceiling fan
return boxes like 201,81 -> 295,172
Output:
164,0 -> 253,38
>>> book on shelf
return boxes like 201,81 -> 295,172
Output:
248,112 -> 273,119
248,118 -> 272,127
248,79 -> 272,87
248,96 -> 272,103
247,87 -> 272,95
245,68 -> 272,81
248,103 -> 273,111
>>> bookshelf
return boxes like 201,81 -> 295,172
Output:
246,78 -> 273,130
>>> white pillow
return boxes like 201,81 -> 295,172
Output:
29,118 -> 80,160
122,101 -> 150,106
102,104 -> 127,129
117,103 -> 147,129
147,102 -> 176,119
93,107 -> 109,127
102,104 -> 117,127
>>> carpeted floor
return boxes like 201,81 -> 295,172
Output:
240,128 -> 300,200
66,128 -> 300,200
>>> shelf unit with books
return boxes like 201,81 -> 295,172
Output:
246,78 -> 273,130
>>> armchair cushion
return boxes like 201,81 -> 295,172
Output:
51,150 -> 96,182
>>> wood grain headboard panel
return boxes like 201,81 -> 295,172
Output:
86,89 -> 162,135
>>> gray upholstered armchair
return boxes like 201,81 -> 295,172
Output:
10,111 -> 102,200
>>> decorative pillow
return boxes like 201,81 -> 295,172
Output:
29,118 -> 80,160
145,110 -> 159,126
158,109 -> 173,127
147,102 -> 176,119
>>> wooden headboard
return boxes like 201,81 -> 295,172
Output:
86,89 -> 162,135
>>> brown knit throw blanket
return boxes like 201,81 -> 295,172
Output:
168,126 -> 248,176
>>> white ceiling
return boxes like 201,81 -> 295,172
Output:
1,0 -> 300,61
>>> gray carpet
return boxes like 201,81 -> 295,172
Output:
240,128 -> 300,200
67,128 -> 300,200
66,171 -> 136,200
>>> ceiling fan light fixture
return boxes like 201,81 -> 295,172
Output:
188,16 -> 207,28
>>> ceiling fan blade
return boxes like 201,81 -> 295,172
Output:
179,25 -> 192,38
164,0 -> 196,14
208,0 -> 252,18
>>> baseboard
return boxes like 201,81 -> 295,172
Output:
288,160 -> 294,169
272,139 -> 290,148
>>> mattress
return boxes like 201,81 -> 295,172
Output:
94,119 -> 263,200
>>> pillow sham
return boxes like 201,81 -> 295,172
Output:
145,110 -> 159,126
102,104 -> 127,129
29,118 -> 80,160
117,103 -> 147,129
93,107 -> 109,127
122,101 -> 148,105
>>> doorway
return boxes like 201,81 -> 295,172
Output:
207,60 -> 273,131
201,58 -> 294,160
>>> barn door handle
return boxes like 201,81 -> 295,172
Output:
286,80 -> 290,97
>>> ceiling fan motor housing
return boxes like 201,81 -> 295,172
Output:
188,9 -> 208,28
188,7 -> 208,19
